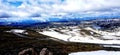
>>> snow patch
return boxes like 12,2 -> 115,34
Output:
10,29 -> 25,33
39,31 -> 72,41
69,50 -> 120,55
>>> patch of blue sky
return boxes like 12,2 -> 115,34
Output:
8,1 -> 22,7
2,0 -> 22,7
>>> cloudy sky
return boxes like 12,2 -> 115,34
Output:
0,0 -> 120,23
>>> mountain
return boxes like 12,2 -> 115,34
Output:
1,18 -> 120,55
35,18 -> 120,48
1,18 -> 120,47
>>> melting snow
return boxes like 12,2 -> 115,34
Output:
69,50 -> 120,55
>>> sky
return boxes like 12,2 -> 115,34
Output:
0,0 -> 120,23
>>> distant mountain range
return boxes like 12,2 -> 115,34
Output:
0,18 -> 120,30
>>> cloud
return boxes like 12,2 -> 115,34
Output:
0,12 -> 11,18
0,0 -> 120,22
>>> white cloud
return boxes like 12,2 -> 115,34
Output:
0,0 -> 120,22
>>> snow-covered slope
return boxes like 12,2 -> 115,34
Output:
39,26 -> 120,46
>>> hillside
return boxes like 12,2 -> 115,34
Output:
0,27 -> 103,55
